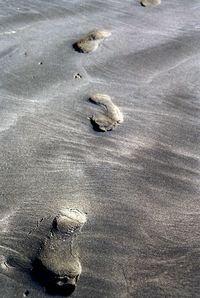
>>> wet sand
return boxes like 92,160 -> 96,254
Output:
0,0 -> 200,297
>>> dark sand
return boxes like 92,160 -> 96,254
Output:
0,0 -> 200,297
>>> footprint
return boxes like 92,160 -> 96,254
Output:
89,94 -> 123,132
73,30 -> 111,53
140,0 -> 161,6
32,209 -> 87,296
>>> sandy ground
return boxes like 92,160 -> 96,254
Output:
0,0 -> 200,297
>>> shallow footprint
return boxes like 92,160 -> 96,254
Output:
89,94 -> 123,132
73,30 -> 111,53
32,209 -> 87,296
140,0 -> 161,6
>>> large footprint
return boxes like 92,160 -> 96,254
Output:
89,94 -> 124,132
32,209 -> 87,296
73,30 -> 111,53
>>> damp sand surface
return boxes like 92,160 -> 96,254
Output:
0,1 -> 200,298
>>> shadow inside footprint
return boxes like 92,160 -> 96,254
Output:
90,117 -> 113,132
32,259 -> 75,296
72,42 -> 84,53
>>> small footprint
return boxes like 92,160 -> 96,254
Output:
32,209 -> 87,296
89,94 -> 124,132
73,30 -> 111,53
140,0 -> 161,6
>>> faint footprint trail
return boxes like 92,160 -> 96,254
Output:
73,30 -> 111,53
140,0 -> 161,7
89,94 -> 124,132
32,209 -> 87,296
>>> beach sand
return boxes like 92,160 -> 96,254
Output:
0,0 -> 200,297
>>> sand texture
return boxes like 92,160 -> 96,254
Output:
0,0 -> 200,297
